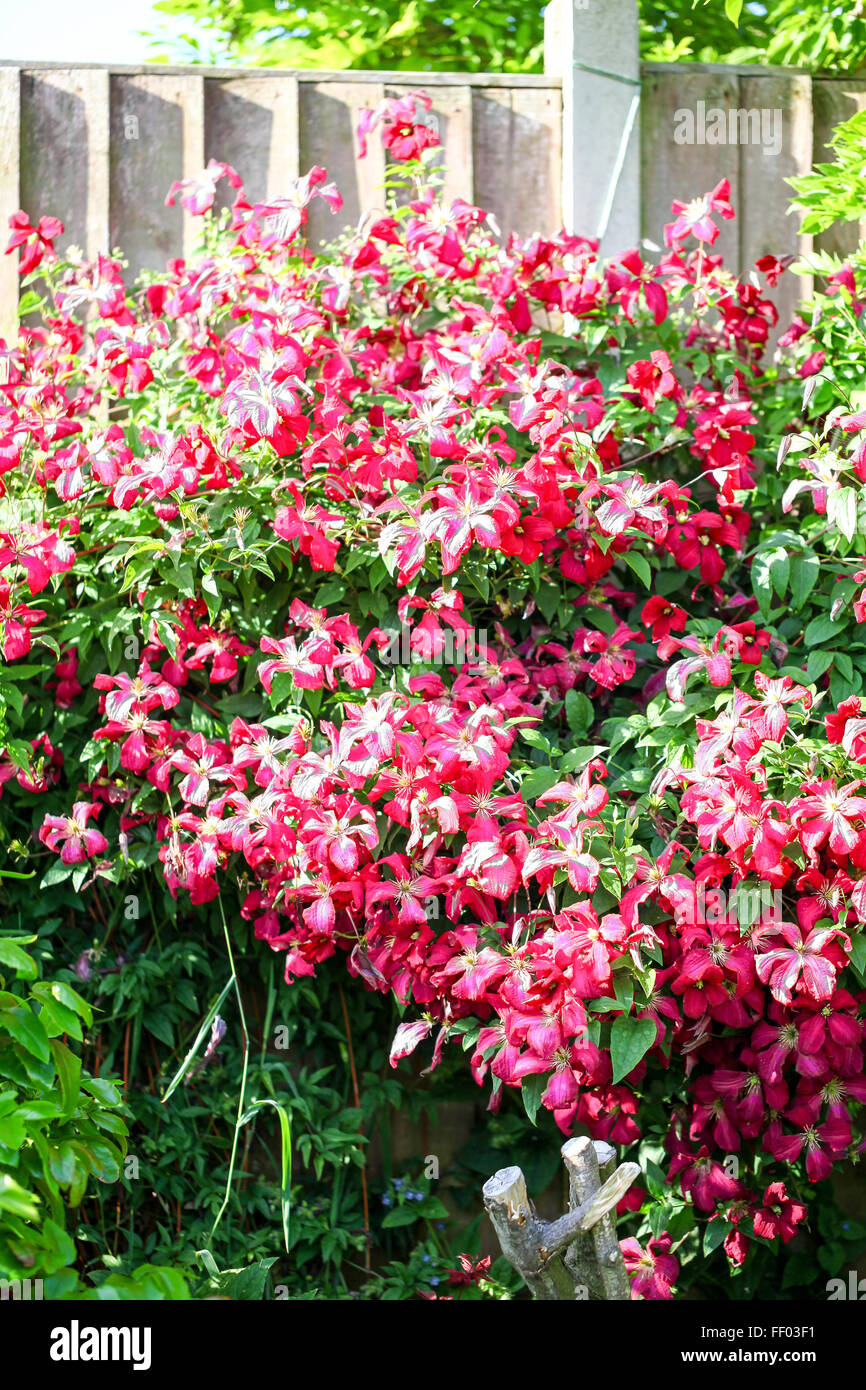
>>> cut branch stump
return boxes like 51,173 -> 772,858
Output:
482,1140 -> 638,1300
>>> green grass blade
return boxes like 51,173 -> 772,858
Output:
162,975 -> 234,1103
240,1098 -> 292,1253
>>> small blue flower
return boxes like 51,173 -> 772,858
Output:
421,1253 -> 431,1263
430,1276 -> 440,1286
393,1178 -> 404,1190
381,1194 -> 392,1207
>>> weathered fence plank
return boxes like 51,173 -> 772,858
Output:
300,80 -> 386,242
205,75 -> 299,206
109,73 -> 205,276
545,0 -> 640,256
739,72 -> 814,323
471,86 -> 561,241
640,66 -> 741,266
387,83 -> 474,208
19,69 -> 110,265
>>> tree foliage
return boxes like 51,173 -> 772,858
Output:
147,0 -> 866,74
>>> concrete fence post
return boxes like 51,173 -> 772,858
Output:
544,0 -> 641,257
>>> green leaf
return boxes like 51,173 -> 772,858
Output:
535,585 -> 561,623
43,980 -> 93,1025
831,651 -> 855,681
520,766 -> 560,802
162,975 -> 234,1102
36,995 -> 83,1042
847,933 -> 866,982
789,551 -> 820,610
580,605 -> 617,636
48,1141 -> 77,1186
80,1076 -> 121,1108
559,743 -> 608,774
585,996 -> 621,1013
768,547 -> 790,598
194,1255 -> 277,1301
381,1206 -> 420,1229
610,1015 -> 656,1084
0,938 -> 38,980
17,289 -> 46,316
520,1071 -> 547,1126
2,1005 -> 51,1063
50,1039 -> 82,1118
0,1112 -> 26,1149
704,1218 -> 732,1256
804,614 -> 844,647
0,1173 -> 39,1220
565,689 -> 594,737
238,1098 -> 292,1254
313,580 -> 346,607
201,570 -> 222,619
622,551 -> 651,588
417,1196 -> 449,1219
613,973 -> 635,1015
751,549 -> 775,618
805,649 -> 834,682
143,1010 -> 174,1047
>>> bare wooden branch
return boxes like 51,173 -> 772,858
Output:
563,1139 -> 614,1298
562,1137 -> 634,1300
482,1166 -> 574,1300
482,1140 -> 640,1301
540,1158 -> 639,1259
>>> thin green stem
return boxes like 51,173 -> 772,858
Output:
208,895 -> 250,1247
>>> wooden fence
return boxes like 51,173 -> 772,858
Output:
2,0 -> 866,339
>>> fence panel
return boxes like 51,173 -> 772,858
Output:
640,64 -> 742,266
110,73 -> 205,276
0,51 -> 863,341
205,75 -> 299,207
471,85 -> 561,241
640,63 -> 815,330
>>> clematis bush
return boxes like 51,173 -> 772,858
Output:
4,91 -> 866,1300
